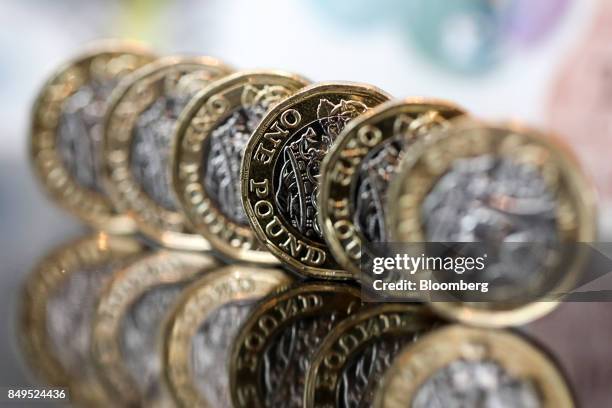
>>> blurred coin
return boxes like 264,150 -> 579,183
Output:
19,233 -> 146,407
229,282 -> 363,408
92,251 -> 220,407
241,82 -> 391,278
172,70 -> 309,261
305,304 -> 440,408
374,325 -> 574,408
103,56 -> 232,250
30,40 -> 155,233
319,98 -> 465,278
387,120 -> 597,327
164,265 -> 291,408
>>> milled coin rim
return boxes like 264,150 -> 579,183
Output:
91,250 -> 220,406
29,40 -> 156,233
18,233 -> 145,407
318,98 -> 467,278
171,70 -> 310,262
373,325 -> 575,408
103,55 -> 234,250
386,118 -> 597,327
241,81 -> 392,278
229,281 -> 363,408
304,303 -> 439,408
163,264 -> 291,408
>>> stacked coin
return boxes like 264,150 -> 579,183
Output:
21,40 -> 594,407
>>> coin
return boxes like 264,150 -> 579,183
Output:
164,264 -> 291,408
387,120 -> 597,327
241,82 -> 391,278
103,56 -> 233,250
92,251 -> 220,407
304,304 -> 440,408
30,40 -> 155,233
19,233 -> 146,407
319,98 -> 465,278
229,282 -> 363,408
172,70 -> 309,261
374,325 -> 574,408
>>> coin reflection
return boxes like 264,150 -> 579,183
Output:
92,251 -> 220,407
304,304 -> 441,408
164,264 -> 291,408
19,233 -> 146,407
230,282 -> 363,408
374,326 -> 574,408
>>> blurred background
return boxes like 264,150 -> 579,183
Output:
1,0 -> 611,406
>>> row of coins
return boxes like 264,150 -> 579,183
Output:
20,234 -> 574,407
29,40 -> 596,326
24,40 -> 592,407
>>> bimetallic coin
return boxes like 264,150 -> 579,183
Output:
319,98 -> 466,278
19,233 -> 146,407
241,82 -> 391,278
304,304 -> 440,408
387,120 -> 597,327
172,71 -> 309,261
230,282 -> 363,408
30,40 -> 155,232
164,265 -> 291,408
104,56 -> 233,250
92,251 -> 220,407
374,325 -> 574,408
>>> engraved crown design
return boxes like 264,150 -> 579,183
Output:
395,110 -> 449,142
205,84 -> 291,225
241,84 -> 292,111
263,314 -> 338,407
318,98 -> 368,137
355,111 -> 451,243
275,98 -> 368,239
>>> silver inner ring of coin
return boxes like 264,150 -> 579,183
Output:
421,155 -> 559,294
46,263 -> 118,375
120,283 -> 187,399
130,93 -> 192,211
412,359 -> 541,408
190,301 -> 255,408
274,98 -> 369,241
57,79 -> 116,194
262,314 -> 339,408
203,105 -> 267,225
354,137 -> 406,243
338,337 -> 411,408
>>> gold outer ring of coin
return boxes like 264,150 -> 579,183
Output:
163,264 -> 291,408
229,282 -> 363,408
18,233 -> 146,407
103,55 -> 233,250
304,303 -> 441,408
318,98 -> 466,278
91,250 -> 220,407
29,40 -> 156,233
241,82 -> 392,278
373,325 -> 575,408
386,119 -> 597,327
171,70 -> 310,262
